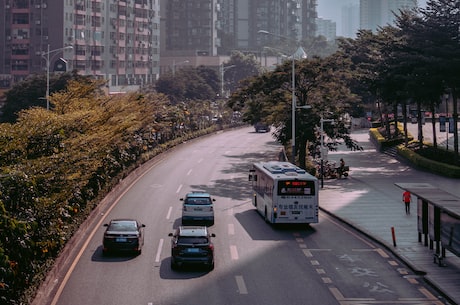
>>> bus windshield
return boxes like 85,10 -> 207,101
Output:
278,180 -> 315,196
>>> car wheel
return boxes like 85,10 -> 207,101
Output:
208,261 -> 214,271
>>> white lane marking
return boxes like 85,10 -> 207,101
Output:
228,223 -> 235,235
235,275 -> 248,294
230,245 -> 239,260
187,169 -> 192,176
176,184 -> 183,194
50,158 -> 168,305
155,239 -> 164,263
166,206 -> 172,220
197,158 -> 203,163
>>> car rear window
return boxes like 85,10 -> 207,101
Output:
185,197 -> 212,205
178,236 -> 209,244
108,221 -> 137,231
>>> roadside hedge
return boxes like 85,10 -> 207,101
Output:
0,80 -> 230,304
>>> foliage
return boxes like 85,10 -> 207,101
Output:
228,53 -> 362,169
0,79 -> 224,304
1,70 -> 91,123
155,66 -> 219,103
337,1 -> 460,158
224,51 -> 262,94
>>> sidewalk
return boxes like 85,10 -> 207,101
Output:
319,129 -> 460,305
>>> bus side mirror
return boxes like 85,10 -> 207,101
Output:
249,169 -> 256,181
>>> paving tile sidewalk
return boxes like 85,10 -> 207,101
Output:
318,129 -> 460,305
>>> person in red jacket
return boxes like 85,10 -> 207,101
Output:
402,190 -> 412,215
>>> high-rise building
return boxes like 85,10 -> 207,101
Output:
360,0 -> 417,32
0,0 -> 160,92
341,3 -> 360,38
316,18 -> 336,42
161,0 -> 317,57
160,0 -> 218,57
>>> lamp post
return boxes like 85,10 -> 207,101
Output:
42,44 -> 73,110
258,30 -> 307,164
320,115 -> 334,188
172,59 -> 189,76
221,63 -> 236,98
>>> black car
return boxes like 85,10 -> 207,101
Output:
169,226 -> 215,270
102,219 -> 145,255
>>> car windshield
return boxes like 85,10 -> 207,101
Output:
108,221 -> 137,231
185,197 -> 211,205
178,236 -> 208,244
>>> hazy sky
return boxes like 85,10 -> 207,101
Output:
317,0 -> 428,36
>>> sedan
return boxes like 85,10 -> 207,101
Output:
102,219 -> 145,255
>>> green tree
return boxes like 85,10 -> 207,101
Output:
420,0 -> 460,156
224,51 -> 262,94
1,70 -> 90,123
228,53 -> 361,169
155,66 -> 219,103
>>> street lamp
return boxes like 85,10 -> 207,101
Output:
320,115 -> 334,188
172,60 -> 189,76
258,30 -> 307,164
42,44 -> 73,110
221,63 -> 236,98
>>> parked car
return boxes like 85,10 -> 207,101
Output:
102,219 -> 145,255
169,226 -> 215,270
181,191 -> 215,225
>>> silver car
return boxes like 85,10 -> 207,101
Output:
181,191 -> 215,226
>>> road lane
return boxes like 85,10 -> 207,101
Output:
51,126 -> 447,305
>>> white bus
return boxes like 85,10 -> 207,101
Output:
249,161 -> 319,224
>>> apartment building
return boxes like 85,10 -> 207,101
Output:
0,0 -> 161,92
316,18 -> 336,42
159,0 -> 317,75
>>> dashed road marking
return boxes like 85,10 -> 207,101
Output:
230,245 -> 239,260
235,275 -> 248,294
316,268 -> 326,274
166,206 -> 172,220
228,223 -> 235,235
322,277 -> 332,284
155,239 -> 164,263
406,277 -> 419,284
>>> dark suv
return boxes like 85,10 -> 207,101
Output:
169,226 -> 215,270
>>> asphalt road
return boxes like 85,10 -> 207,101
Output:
50,126 -> 448,305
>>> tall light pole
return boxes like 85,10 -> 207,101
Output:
42,44 -> 73,110
221,63 -> 236,98
172,59 -> 189,76
258,30 -> 307,164
320,115 -> 334,188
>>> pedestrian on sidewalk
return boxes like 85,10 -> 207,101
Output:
402,190 -> 411,215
